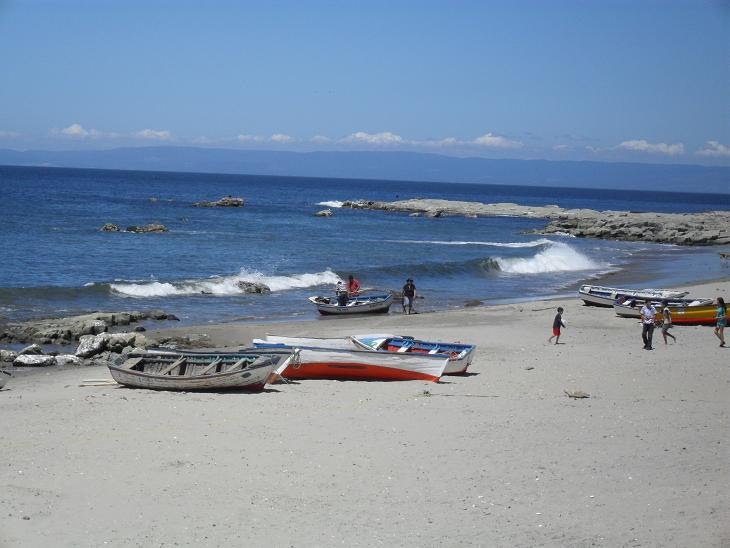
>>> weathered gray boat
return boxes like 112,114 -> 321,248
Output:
107,349 -> 294,391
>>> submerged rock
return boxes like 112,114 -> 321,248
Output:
315,209 -> 333,217
126,223 -> 167,233
193,196 -> 244,207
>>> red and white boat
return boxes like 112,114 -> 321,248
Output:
274,347 -> 448,382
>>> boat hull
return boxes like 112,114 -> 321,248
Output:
579,285 -> 688,308
108,351 -> 290,391
350,335 -> 476,375
309,294 -> 393,315
615,304 -> 728,325
278,348 -> 447,382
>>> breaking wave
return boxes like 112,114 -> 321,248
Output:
317,200 -> 344,208
386,238 -> 554,248
495,242 -> 600,274
110,269 -> 341,298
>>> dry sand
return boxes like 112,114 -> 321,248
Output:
2,279 -> 729,547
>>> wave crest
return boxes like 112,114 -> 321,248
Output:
110,269 -> 341,298
496,242 -> 600,274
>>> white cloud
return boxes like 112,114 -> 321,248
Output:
552,144 -> 570,151
270,133 -> 292,143
696,140 -> 730,158
135,128 -> 172,141
341,131 -> 405,145
310,135 -> 332,144
237,134 -> 265,143
617,139 -> 684,155
473,133 -> 523,149
61,123 -> 89,138
418,137 -> 460,147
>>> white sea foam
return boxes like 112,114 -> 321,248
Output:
496,242 -> 601,274
317,200 -> 344,208
110,269 -> 341,298
386,238 -> 554,248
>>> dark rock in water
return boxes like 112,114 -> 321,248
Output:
100,223 -> 120,232
166,314 -> 180,321
193,196 -> 244,207
315,209 -> 333,217
237,281 -> 271,294
133,325 -> 146,332
464,300 -> 483,307
126,223 -> 168,233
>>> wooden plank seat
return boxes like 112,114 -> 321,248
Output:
158,357 -> 186,376
199,358 -> 223,375
123,357 -> 145,370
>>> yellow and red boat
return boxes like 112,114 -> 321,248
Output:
660,303 -> 728,326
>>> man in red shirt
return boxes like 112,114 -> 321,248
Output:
347,274 -> 360,296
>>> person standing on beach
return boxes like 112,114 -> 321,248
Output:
402,278 -> 416,314
347,274 -> 360,297
640,299 -> 657,350
714,297 -> 726,347
548,307 -> 566,344
661,300 -> 676,344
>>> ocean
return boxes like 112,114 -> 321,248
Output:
1,165 -> 729,327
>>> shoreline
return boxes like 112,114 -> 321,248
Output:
1,277 -> 728,546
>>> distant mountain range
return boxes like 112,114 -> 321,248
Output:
1,146 -> 728,193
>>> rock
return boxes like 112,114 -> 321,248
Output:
464,300 -> 482,307
13,354 -> 56,367
100,223 -> 120,232
18,344 -> 43,355
126,223 -> 167,233
75,333 -> 108,358
236,281 -> 271,294
166,314 -> 180,321
55,354 -> 83,366
79,320 -> 108,336
315,209 -> 333,217
193,196 -> 244,207
0,350 -> 18,362
133,325 -> 146,332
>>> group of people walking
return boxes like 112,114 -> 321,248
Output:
640,297 -> 726,350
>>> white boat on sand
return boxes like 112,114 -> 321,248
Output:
578,284 -> 689,308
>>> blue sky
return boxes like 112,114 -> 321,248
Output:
1,0 -> 728,165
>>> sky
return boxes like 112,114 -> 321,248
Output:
1,0 -> 729,166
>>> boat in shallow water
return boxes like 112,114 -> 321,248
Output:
308,293 -> 393,315
108,349 -> 294,391
578,284 -> 689,308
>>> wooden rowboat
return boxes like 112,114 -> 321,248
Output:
107,349 -> 294,391
578,284 -> 688,308
613,298 -> 712,319
308,293 -> 393,315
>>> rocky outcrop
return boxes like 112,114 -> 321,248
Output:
236,281 -> 271,294
99,223 -> 120,232
193,196 -> 244,207
126,223 -> 167,233
13,354 -> 57,367
341,199 -> 730,246
0,310 -> 173,345
315,209 -> 333,217
75,332 -> 151,359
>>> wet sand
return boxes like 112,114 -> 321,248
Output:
1,279 -> 728,547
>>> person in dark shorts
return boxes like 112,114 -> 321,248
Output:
402,278 -> 416,314
548,307 -> 566,344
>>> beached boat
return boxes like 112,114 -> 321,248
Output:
578,284 -> 689,308
654,303 -> 728,326
350,335 -> 476,375
613,298 -> 713,319
308,293 -> 393,315
252,333 -> 473,375
0,370 -> 10,390
107,349 -> 294,391
278,347 -> 448,382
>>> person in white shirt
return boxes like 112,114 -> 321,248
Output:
661,300 -> 676,344
640,299 -> 658,350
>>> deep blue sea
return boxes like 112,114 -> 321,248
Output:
1,165 -> 729,327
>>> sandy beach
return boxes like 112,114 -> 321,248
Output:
1,279 -> 728,547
